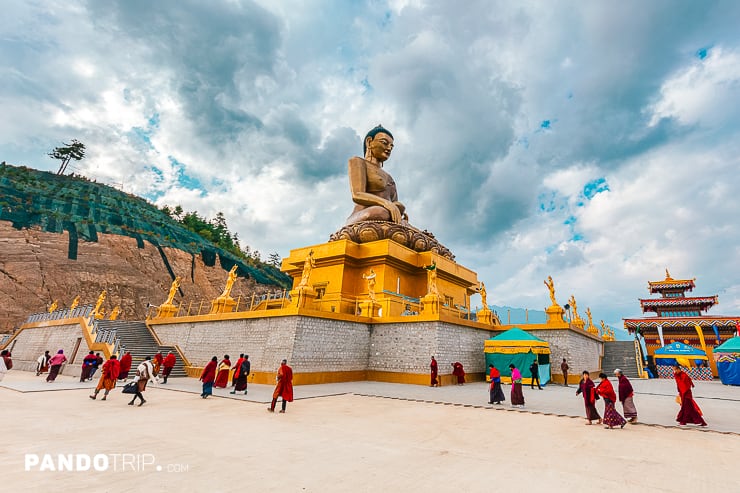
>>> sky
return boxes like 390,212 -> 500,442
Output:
2,0 -> 740,332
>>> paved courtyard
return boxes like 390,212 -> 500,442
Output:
2,371 -> 738,492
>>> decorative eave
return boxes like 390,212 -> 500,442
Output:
623,316 -> 740,332
647,279 -> 695,294
639,295 -> 717,313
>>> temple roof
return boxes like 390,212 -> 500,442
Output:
647,269 -> 695,294
623,316 -> 739,332
639,295 -> 717,312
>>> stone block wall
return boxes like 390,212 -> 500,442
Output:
292,317 -> 369,373
5,324 -> 91,377
368,321 -> 492,375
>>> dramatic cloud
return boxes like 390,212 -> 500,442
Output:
2,0 -> 740,329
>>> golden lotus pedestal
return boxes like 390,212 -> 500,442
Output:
210,296 -> 237,314
545,305 -> 566,326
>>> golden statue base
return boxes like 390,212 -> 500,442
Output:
155,304 -> 178,319
477,307 -> 495,326
210,296 -> 237,314
360,300 -> 381,318
545,305 -> 566,326
571,319 -> 586,330
290,287 -> 318,309
421,294 -> 441,314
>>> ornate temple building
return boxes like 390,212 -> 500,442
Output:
624,270 -> 740,377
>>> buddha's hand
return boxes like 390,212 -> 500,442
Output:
385,201 -> 403,223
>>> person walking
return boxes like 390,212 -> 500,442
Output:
561,358 -> 570,386
88,352 -> 104,381
80,351 -> 97,382
231,355 -> 250,395
451,362 -> 465,385
595,373 -> 627,429
614,369 -> 638,423
530,358 -> 542,389
488,364 -> 505,405
89,355 -> 120,401
118,352 -> 133,381
268,359 -> 294,413
0,350 -> 12,382
161,352 -> 177,384
509,364 -> 525,407
430,356 -> 439,387
674,364 -> 707,427
576,371 -> 601,425
214,355 -> 231,388
46,349 -> 67,382
129,356 -> 156,406
36,350 -> 51,376
200,357 -> 218,399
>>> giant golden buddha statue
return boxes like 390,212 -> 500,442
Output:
330,125 -> 453,259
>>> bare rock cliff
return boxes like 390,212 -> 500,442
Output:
0,222 -> 267,332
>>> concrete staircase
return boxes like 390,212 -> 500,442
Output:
95,320 -> 188,378
602,340 -> 641,378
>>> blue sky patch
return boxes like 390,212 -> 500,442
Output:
583,177 -> 609,199
169,156 -> 205,193
696,45 -> 713,60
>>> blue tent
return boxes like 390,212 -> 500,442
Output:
714,337 -> 740,386
653,342 -> 708,367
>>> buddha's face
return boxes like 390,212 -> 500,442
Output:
366,132 -> 394,162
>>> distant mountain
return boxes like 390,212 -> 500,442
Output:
0,163 -> 290,331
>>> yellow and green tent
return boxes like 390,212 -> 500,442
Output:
484,328 -> 551,385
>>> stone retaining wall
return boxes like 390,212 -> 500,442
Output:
4,324 -> 92,377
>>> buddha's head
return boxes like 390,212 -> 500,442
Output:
364,125 -> 394,162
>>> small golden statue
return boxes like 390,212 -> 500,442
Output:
220,265 -> 239,298
95,307 -> 106,320
544,276 -> 557,305
479,282 -> 488,307
69,295 -> 80,311
92,290 -> 106,317
165,277 -> 181,305
297,250 -> 315,289
568,294 -> 581,321
48,300 -> 58,313
423,261 -> 439,297
362,269 -> 377,303
109,305 -> 121,320
665,268 -> 672,279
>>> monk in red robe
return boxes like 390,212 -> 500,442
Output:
576,371 -> 601,425
161,352 -> 176,384
430,356 -> 438,387
268,359 -> 294,413
595,373 -> 627,429
80,351 -> 97,381
674,365 -> 707,426
89,355 -> 120,400
118,352 -> 132,380
451,362 -> 465,385
152,351 -> 164,376
200,356 -> 218,398
214,355 -> 231,388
